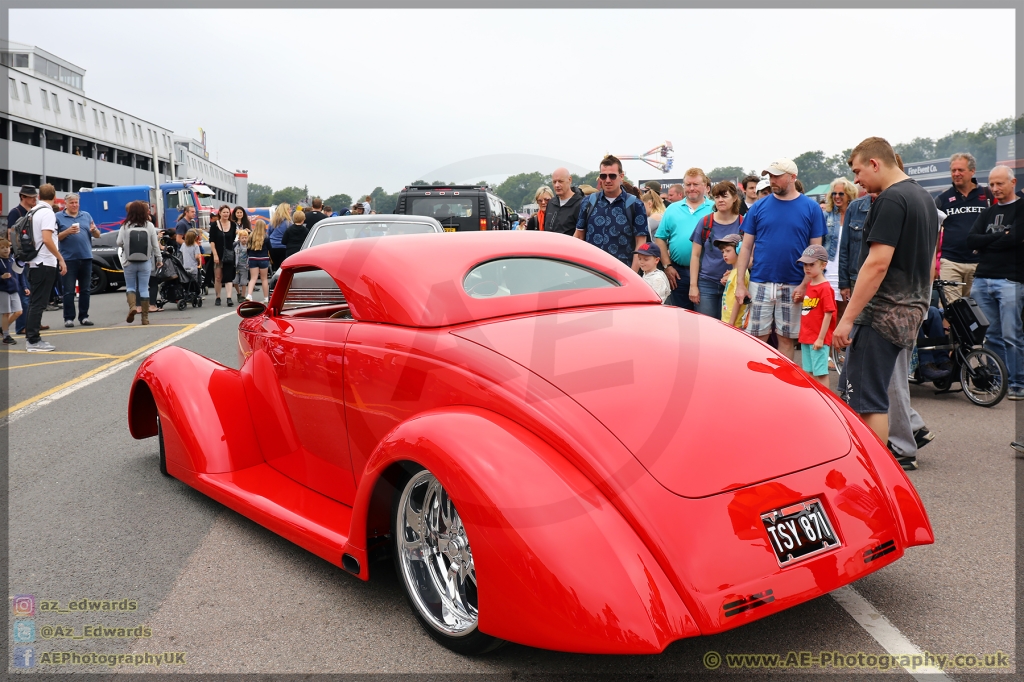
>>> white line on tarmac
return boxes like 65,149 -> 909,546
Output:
3,311 -> 235,426
831,585 -> 951,680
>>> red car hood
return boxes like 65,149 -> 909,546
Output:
452,305 -> 851,498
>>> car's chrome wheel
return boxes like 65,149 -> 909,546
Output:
393,467 -> 501,654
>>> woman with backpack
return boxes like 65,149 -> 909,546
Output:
116,201 -> 161,325
688,181 -> 743,318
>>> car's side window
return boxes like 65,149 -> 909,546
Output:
279,269 -> 351,319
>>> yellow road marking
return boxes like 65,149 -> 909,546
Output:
4,350 -> 120,358
3,357 -> 111,370
42,324 -> 190,336
0,325 -> 196,419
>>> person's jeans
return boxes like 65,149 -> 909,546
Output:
972,277 -> 1024,391
696,278 -> 725,318
62,258 -> 92,322
665,266 -> 694,310
123,260 -> 153,299
887,347 -> 927,457
916,306 -> 947,366
26,265 -> 57,344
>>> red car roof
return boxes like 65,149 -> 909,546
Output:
281,231 -> 661,327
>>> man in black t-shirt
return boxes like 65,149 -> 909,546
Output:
965,165 -> 1024,399
304,197 -> 327,230
934,152 -> 993,304
835,137 -> 939,448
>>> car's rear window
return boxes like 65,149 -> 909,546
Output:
408,197 -> 476,219
308,221 -> 436,247
463,258 -> 618,299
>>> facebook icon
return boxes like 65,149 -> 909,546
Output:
13,646 -> 35,668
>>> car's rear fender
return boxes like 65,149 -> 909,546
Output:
129,346 -> 264,475
350,406 -> 700,654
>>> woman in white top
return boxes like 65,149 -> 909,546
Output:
642,189 -> 666,235
823,177 -> 857,322
116,201 -> 162,325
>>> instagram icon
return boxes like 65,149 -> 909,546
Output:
12,595 -> 35,617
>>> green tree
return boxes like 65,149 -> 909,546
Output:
368,186 -> 399,214
493,171 -> 549,209
791,150 -> 849,190
707,166 -> 747,183
572,170 -> 601,188
271,186 -> 306,206
248,183 -> 273,207
324,193 -> 352,211
893,137 -> 936,163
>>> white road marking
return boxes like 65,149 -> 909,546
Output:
3,311 -> 235,425
831,585 -> 951,680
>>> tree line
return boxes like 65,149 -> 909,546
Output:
249,116 -> 1022,211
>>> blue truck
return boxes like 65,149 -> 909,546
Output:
78,180 -> 217,233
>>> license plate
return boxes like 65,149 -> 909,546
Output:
761,498 -> 840,566
443,227 -> 456,232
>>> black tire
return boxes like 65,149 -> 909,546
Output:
157,414 -> 171,477
177,299 -> 187,311
960,347 -> 1008,407
830,344 -> 845,376
392,465 -> 503,655
90,263 -> 107,295
197,297 -> 203,307
932,376 -> 952,391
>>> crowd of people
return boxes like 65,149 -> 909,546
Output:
5,139 -> 1021,474
517,142 -> 1022,471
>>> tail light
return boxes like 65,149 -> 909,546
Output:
479,218 -> 487,231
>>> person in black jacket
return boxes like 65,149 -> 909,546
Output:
544,168 -> 585,236
282,210 -> 309,258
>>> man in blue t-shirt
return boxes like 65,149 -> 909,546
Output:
574,155 -> 649,270
55,193 -> 101,327
733,158 -> 827,360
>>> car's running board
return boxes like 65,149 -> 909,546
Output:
181,463 -> 353,568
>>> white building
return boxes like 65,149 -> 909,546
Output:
1,41 -> 246,219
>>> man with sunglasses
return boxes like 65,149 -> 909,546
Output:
574,155 -> 649,271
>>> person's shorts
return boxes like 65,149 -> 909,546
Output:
0,291 -> 22,314
801,343 -> 829,377
248,257 -> 270,270
748,282 -> 801,338
233,267 -> 250,287
838,324 -> 903,414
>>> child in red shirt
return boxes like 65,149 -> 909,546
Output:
797,245 -> 837,386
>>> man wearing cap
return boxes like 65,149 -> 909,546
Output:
7,185 -> 38,333
654,168 -> 714,309
545,167 -> 585,236
634,241 -> 670,302
733,158 -> 827,360
55,193 -> 100,327
755,178 -> 771,200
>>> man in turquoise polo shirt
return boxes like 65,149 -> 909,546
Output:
654,167 -> 714,308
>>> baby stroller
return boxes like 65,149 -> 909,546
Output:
154,247 -> 204,310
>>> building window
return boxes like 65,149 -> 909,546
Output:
101,111 -> 107,128
21,82 -> 30,103
69,99 -> 76,118
13,53 -> 29,68
9,78 -> 18,100
59,66 -> 82,90
120,118 -> 126,134
93,108 -> 99,125
41,89 -> 50,109
77,102 -> 85,120
52,93 -> 60,113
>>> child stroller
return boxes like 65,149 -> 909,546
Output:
154,247 -> 204,310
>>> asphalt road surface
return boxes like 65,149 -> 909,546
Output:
4,289 -> 1017,678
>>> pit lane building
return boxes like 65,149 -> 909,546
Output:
1,40 -> 246,220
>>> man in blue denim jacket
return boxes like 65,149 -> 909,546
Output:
837,192 -> 872,299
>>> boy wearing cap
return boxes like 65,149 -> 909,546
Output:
634,242 -> 670,302
797,245 -> 837,386
717,234 -> 748,328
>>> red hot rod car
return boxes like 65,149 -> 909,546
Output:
128,231 -> 933,655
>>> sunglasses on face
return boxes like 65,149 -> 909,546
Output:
599,173 -> 619,180
831,192 -> 846,197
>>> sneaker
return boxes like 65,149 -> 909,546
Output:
45,303 -> 60,312
215,297 -> 222,306
245,294 -> 253,301
64,320 -> 75,328
80,318 -> 94,326
887,441 -> 918,470
3,336 -> 16,345
26,341 -> 56,352
1008,389 -> 1024,401
913,428 -> 935,450
227,298 -> 234,307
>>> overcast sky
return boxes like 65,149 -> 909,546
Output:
11,8 -> 1017,198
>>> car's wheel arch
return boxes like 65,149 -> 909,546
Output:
347,406 -> 699,653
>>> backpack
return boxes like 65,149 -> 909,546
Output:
126,225 -> 151,262
10,205 -> 45,263
579,192 -> 645,243
697,213 -> 744,270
